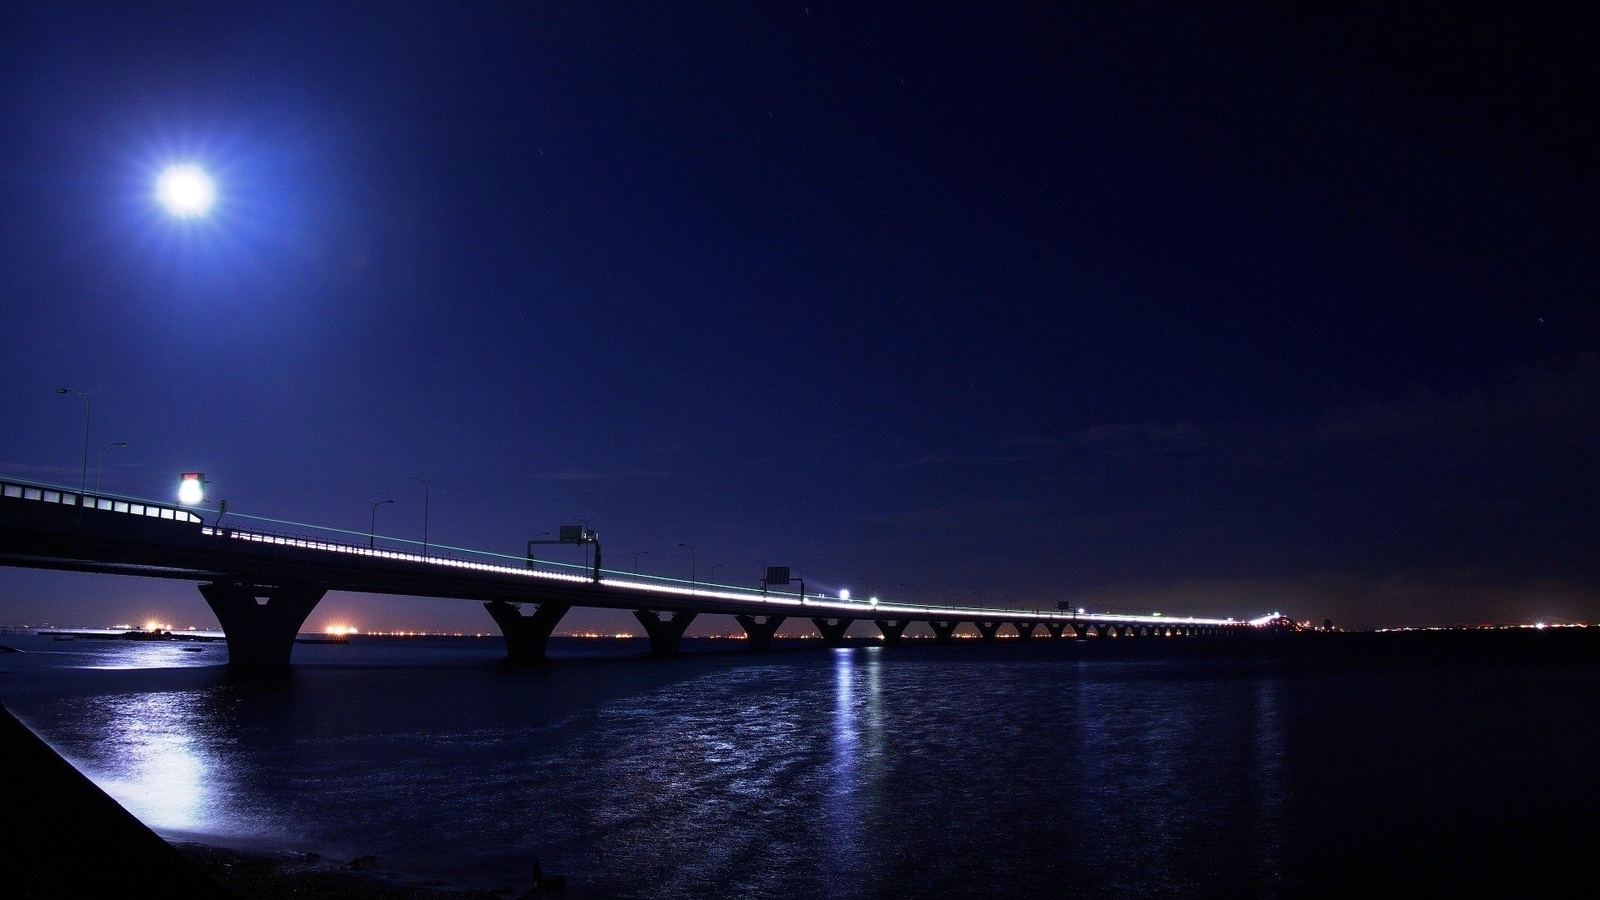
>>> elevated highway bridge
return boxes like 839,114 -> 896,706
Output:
0,476 -> 1272,674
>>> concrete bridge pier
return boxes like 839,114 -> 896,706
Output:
1014,621 -> 1038,639
928,620 -> 960,644
484,600 -> 571,664
1044,622 -> 1068,639
874,619 -> 911,645
974,621 -> 1001,642
735,614 -> 786,651
633,610 -> 697,657
199,581 -> 328,676
810,617 -> 854,647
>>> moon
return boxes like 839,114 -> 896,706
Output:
155,164 -> 216,218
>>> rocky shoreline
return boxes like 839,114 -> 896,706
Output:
173,843 -> 524,899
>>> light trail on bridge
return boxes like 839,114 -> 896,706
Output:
2,474 -> 1281,673
5,475 -> 1267,626
203,520 -> 1255,627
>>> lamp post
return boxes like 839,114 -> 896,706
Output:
526,531 -> 549,568
369,499 -> 394,549
633,550 -> 649,573
55,387 -> 98,495
678,542 -> 696,583
574,516 -> 593,569
709,564 -> 724,584
409,476 -> 433,557
95,441 -> 126,493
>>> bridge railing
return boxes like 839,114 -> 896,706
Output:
0,474 -> 801,603
4,476 -> 1259,625
1,477 -> 205,524
204,514 -> 811,604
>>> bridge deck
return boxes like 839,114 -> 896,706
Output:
1,476 -> 1272,671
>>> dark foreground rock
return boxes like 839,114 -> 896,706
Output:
1,698 -> 232,899
2,699 -> 515,900
175,844 -> 513,899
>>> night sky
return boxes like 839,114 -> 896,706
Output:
2,2 -> 1595,634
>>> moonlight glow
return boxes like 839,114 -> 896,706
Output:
155,164 -> 216,218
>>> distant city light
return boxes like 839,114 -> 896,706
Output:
155,164 -> 215,218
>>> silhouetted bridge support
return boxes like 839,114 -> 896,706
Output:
200,581 -> 327,676
634,610 -> 697,657
811,617 -> 853,647
485,600 -> 571,665
735,614 -> 785,651
875,619 -> 911,645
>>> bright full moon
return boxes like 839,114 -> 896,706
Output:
155,164 -> 216,218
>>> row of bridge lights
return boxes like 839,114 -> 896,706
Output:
170,474 -> 1100,617
51,404 -> 1103,617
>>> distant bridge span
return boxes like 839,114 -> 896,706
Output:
0,477 -> 1269,674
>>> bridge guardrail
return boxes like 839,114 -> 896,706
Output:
2,478 -> 204,524
3,475 -> 1258,625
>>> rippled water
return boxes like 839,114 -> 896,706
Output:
2,633 -> 1596,898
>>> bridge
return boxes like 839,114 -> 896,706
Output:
0,476 -> 1271,674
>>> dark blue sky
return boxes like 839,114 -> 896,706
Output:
2,2 -> 1595,633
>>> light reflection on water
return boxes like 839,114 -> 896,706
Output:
88,692 -> 214,834
1,637 -> 1295,898
827,646 -> 863,893
8,634 -> 1592,898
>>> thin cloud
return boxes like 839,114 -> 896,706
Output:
1074,352 -> 1600,461
530,469 -> 611,482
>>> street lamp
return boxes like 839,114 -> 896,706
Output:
95,441 -> 126,493
574,516 -> 594,569
409,476 -> 433,556
369,499 -> 395,549
54,387 -> 98,495
633,550 -> 649,573
526,531 -> 550,568
709,564 -> 724,584
678,542 -> 696,583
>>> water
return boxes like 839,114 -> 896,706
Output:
1,631 -> 1596,898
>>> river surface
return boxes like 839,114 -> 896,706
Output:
1,630 -> 1596,898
